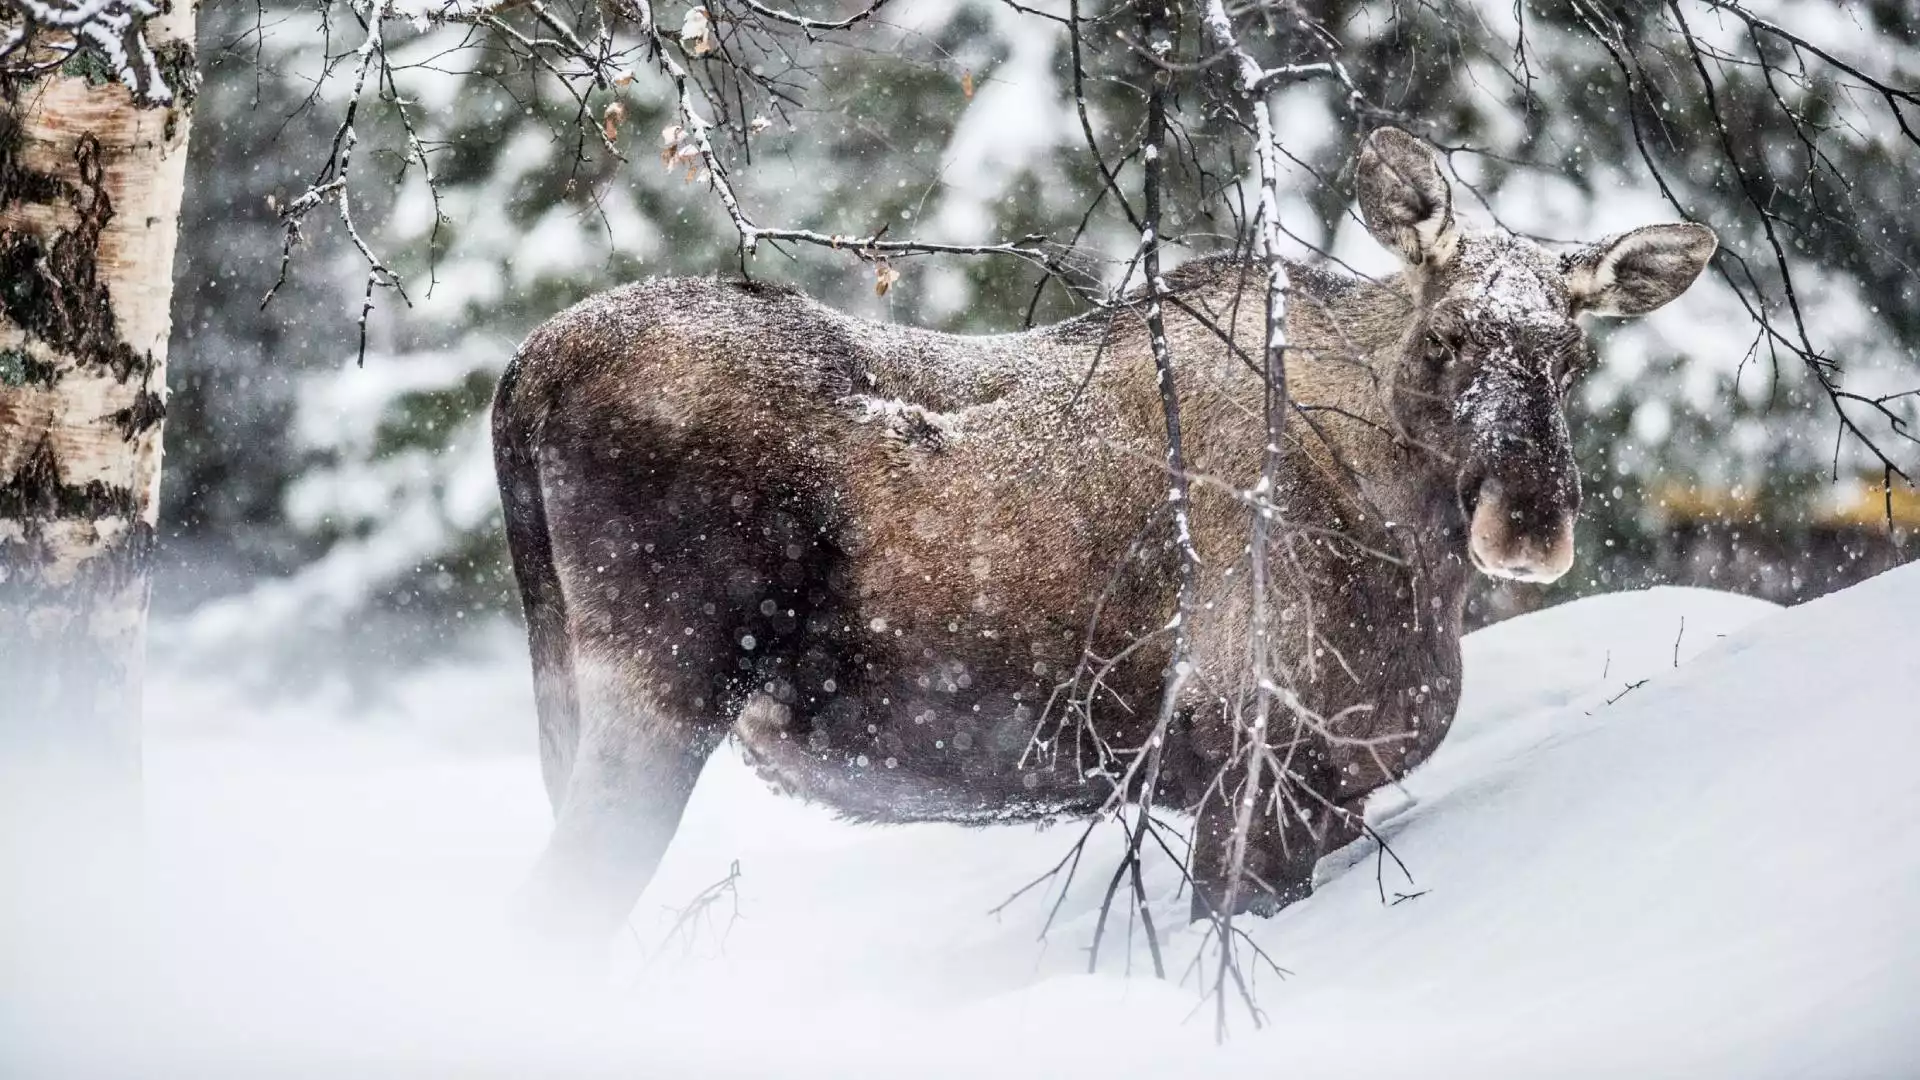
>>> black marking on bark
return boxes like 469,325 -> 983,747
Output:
0,135 -> 152,383
0,439 -> 140,525
0,114 -> 66,209
153,42 -> 199,111
109,389 -> 166,438
0,346 -> 58,387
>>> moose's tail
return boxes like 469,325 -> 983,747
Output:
492,353 -> 579,812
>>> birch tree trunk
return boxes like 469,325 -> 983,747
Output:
0,5 -> 195,808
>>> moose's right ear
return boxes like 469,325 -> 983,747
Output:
1357,127 -> 1459,270
1562,223 -> 1718,317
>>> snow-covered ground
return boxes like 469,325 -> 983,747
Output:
8,567 -> 1920,1077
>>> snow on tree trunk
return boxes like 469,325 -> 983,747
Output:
0,6 -> 196,796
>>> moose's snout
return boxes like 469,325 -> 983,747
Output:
1453,360 -> 1581,585
1464,476 -> 1576,583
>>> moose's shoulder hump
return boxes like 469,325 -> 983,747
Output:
521,275 -> 828,350
512,274 -> 865,405
568,274 -> 810,321
720,277 -> 805,299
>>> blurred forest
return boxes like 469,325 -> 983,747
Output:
157,0 -> 1918,682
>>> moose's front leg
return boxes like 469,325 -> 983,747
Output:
1188,753 -> 1361,922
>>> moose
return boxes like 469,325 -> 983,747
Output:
492,127 -> 1716,944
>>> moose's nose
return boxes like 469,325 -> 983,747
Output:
1464,477 -> 1576,583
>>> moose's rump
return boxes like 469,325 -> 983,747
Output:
506,277 -> 1181,820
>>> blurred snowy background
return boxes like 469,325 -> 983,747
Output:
157,0 -> 1918,693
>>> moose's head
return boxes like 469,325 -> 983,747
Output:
1354,126 -> 1716,583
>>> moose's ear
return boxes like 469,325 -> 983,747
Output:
1356,127 -> 1459,269
1563,223 -> 1717,317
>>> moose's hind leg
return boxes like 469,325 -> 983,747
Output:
516,391 -> 850,952
515,649 -> 725,952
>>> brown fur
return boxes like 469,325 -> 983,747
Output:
493,129 -> 1716,940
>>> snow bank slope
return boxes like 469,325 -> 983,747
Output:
11,572 -> 1920,1078
1234,577 -> 1920,1077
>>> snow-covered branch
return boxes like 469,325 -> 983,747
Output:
1,0 -> 176,104
262,0 -> 409,366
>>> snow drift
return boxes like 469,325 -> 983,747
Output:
7,566 -> 1920,1077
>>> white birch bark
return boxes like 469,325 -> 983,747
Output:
0,3 -> 195,798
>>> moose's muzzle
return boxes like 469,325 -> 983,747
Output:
1465,475 -> 1576,583
1453,361 -> 1582,585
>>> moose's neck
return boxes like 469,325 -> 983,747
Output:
1174,260 -> 1436,511
1156,259 -> 1472,613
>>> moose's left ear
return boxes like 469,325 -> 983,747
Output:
1563,223 -> 1718,317
1356,127 -> 1460,269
